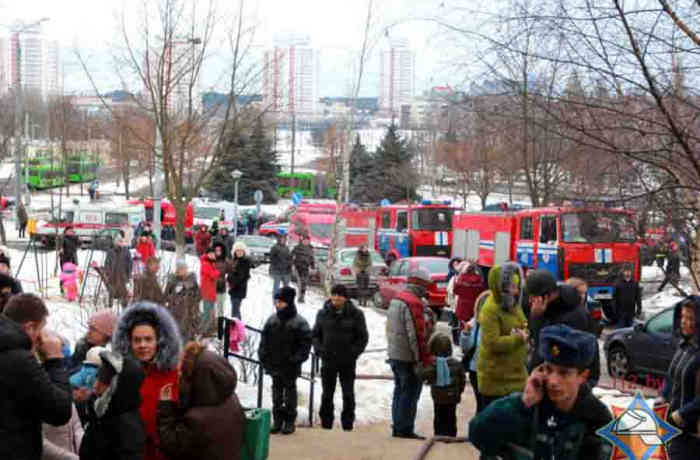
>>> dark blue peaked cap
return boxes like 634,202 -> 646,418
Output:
538,324 -> 596,369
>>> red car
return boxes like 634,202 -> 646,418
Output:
373,257 -> 449,311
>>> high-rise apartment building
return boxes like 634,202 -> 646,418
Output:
263,36 -> 318,117
0,22 -> 59,98
379,39 -> 415,118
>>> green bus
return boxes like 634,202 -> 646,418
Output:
23,156 -> 65,189
276,172 -> 336,199
66,153 -> 100,183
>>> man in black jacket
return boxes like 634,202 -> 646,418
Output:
312,284 -> 369,431
0,293 -> 72,460
258,286 -> 312,435
614,266 -> 642,328
291,235 -> 315,303
269,235 -> 292,302
526,270 -> 600,386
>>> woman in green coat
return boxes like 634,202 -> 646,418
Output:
477,262 -> 529,408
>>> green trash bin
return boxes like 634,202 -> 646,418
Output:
241,408 -> 271,460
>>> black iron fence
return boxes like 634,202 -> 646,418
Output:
222,318 -> 319,426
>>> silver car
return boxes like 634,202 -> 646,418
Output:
323,247 -> 388,297
236,235 -> 275,267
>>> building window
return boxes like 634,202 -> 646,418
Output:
520,217 -> 533,240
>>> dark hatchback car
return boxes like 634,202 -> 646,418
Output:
604,306 -> 676,378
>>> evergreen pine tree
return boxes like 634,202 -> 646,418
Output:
206,118 -> 279,204
348,134 -> 375,203
372,123 -> 418,202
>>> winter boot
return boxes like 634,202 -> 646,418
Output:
281,420 -> 296,435
270,419 -> 284,434
298,293 -> 305,304
321,419 -> 333,430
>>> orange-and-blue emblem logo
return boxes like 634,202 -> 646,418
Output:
597,391 -> 680,460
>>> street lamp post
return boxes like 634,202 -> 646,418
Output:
231,169 -> 243,240
13,17 -> 49,226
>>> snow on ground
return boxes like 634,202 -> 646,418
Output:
5,216 -> 410,428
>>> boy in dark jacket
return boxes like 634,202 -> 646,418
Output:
421,331 -> 466,437
258,287 -> 312,435
79,350 -> 146,460
312,284 -> 369,431
613,266 -> 642,328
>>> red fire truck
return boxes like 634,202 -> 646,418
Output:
452,206 -> 641,307
375,201 -> 454,264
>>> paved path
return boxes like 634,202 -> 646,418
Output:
269,391 -> 481,460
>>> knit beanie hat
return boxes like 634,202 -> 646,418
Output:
89,309 -> 118,338
274,286 -> 296,306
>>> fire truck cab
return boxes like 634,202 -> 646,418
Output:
376,201 -> 454,264
452,207 -> 641,306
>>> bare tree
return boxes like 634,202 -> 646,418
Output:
436,0 -> 700,291
78,0 -> 265,256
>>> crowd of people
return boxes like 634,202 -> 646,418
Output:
2,212 -> 699,460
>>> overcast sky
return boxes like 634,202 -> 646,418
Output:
0,0 -> 490,97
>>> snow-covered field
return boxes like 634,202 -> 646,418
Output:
25,244 -> 421,427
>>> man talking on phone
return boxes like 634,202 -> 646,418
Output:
469,324 -> 612,460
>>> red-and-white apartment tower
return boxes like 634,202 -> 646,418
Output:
379,39 -> 415,119
0,21 -> 59,98
263,36 -> 318,117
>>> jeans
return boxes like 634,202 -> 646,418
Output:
668,433 -> 700,460
230,296 -> 243,320
319,361 -> 357,429
433,402 -> 457,437
272,376 -> 298,424
617,311 -> 634,329
216,293 -> 227,317
389,360 -> 422,436
272,274 -> 291,301
201,301 -> 216,336
295,267 -> 309,300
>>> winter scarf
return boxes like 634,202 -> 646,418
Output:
436,357 -> 452,387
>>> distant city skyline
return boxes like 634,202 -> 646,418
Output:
0,1 -> 484,98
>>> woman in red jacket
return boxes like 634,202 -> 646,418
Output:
200,246 -> 220,337
454,261 -> 488,325
136,234 -> 156,262
113,302 -> 183,460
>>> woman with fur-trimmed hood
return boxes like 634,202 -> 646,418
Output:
157,342 -> 245,460
476,262 -> 529,408
112,302 -> 183,460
